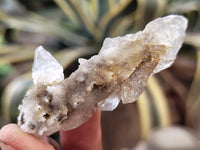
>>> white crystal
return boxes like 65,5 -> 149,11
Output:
143,15 -> 188,74
18,15 -> 188,137
98,91 -> 120,111
32,46 -> 64,85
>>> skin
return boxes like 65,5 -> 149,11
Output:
0,111 -> 102,150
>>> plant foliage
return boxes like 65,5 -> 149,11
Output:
0,0 -> 200,149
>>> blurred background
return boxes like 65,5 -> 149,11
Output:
0,0 -> 200,150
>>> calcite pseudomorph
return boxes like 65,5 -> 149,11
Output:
18,15 -> 188,137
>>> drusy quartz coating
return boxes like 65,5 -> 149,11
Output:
18,15 -> 188,137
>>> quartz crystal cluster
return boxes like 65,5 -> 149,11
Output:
18,15 -> 188,137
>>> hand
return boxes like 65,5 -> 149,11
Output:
0,111 -> 102,150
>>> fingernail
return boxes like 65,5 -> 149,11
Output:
41,137 -> 60,150
0,140 -> 16,150
40,137 -> 48,143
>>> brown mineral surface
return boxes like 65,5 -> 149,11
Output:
18,15 -> 187,137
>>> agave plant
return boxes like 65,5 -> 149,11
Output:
0,0 -> 200,149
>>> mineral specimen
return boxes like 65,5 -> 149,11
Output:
18,15 -> 188,137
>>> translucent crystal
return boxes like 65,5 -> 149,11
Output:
121,61 -> 157,103
32,46 -> 64,85
98,91 -> 120,111
18,15 -> 187,137
143,15 -> 188,74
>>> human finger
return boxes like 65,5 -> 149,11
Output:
0,124 -> 55,150
60,111 -> 102,150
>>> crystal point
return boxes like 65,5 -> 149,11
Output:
143,15 -> 188,74
32,46 -> 64,85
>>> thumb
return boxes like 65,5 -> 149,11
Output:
0,124 -> 55,150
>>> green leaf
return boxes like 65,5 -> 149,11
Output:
137,76 -> 170,139
0,11 -> 88,46
99,0 -> 134,37
0,45 -> 35,65
54,0 -> 80,26
186,48 -> 200,129
0,64 -> 12,75
1,73 -> 32,123
0,63 -> 13,83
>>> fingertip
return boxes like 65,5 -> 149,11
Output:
0,124 -> 20,139
0,124 -> 20,150
60,111 -> 102,150
0,123 -> 19,132
0,124 -> 55,150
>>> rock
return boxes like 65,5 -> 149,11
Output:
18,15 -> 187,137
